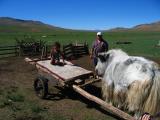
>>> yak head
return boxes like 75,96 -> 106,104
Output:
95,49 -> 127,76
95,52 -> 111,76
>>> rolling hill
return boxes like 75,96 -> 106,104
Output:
109,21 -> 160,32
0,17 -> 160,33
0,17 -> 69,33
133,21 -> 160,31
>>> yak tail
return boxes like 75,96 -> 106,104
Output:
143,69 -> 160,115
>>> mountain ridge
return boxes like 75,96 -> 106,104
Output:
109,21 -> 160,32
0,17 -> 160,32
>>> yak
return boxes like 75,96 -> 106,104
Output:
95,49 -> 160,119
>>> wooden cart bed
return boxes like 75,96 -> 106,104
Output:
36,60 -> 93,82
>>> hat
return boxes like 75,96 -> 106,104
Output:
97,32 -> 102,36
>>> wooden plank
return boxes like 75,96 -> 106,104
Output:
0,54 -> 15,58
25,57 -> 51,62
63,44 -> 72,48
74,48 -> 87,51
74,50 -> 87,53
0,48 -> 18,51
79,78 -> 101,87
63,47 -> 73,52
75,51 -> 88,54
72,85 -> 135,120
64,51 -> 73,55
63,46 -> 73,51
36,60 -> 93,82
74,52 -> 88,56
0,45 -> 17,48
73,46 -> 85,49
24,57 -> 51,65
25,57 -> 39,65
0,52 -> 16,55
73,44 -> 87,47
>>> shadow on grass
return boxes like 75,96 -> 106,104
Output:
45,84 -> 122,120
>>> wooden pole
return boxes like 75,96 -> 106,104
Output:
78,78 -> 101,87
25,57 -> 40,65
72,85 -> 135,120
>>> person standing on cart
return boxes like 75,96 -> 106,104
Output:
90,32 -> 109,66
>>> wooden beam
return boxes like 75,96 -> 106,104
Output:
72,85 -> 135,120
0,52 -> 16,55
0,48 -> 18,51
79,78 -> 101,87
0,45 -> 17,48
25,57 -> 51,65
25,57 -> 39,65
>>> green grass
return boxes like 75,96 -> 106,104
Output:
0,86 -> 68,120
105,31 -> 160,58
0,31 -> 160,58
30,104 -> 46,113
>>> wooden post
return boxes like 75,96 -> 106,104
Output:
45,45 -> 48,58
15,46 -> 19,56
72,85 -> 135,120
17,46 -> 21,56
41,46 -> 45,59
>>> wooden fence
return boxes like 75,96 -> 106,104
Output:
41,43 -> 89,60
0,44 -> 43,58
0,45 -> 20,58
63,44 -> 74,59
63,43 -> 89,60
0,43 -> 89,59
18,42 -> 43,56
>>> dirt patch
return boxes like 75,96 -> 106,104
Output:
0,56 -> 118,120
0,55 -> 159,120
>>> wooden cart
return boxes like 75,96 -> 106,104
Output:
25,58 -> 135,120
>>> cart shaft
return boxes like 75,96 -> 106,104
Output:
72,85 -> 135,120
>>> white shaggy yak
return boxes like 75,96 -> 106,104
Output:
95,49 -> 160,119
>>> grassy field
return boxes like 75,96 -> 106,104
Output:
0,30 -> 160,120
0,31 -> 160,58
0,18 -> 160,120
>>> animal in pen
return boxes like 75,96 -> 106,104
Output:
95,49 -> 160,119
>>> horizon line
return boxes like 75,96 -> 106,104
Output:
0,16 -> 160,31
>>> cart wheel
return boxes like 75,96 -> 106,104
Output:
34,77 -> 48,99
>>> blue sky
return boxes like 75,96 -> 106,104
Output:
0,0 -> 160,30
